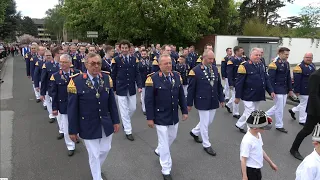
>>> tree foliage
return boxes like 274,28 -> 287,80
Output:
62,0 -> 217,45
44,5 -> 65,43
0,0 -> 19,41
0,0 -> 9,25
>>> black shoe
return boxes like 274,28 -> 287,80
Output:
36,99 -> 41,103
154,150 -> 159,156
189,131 -> 202,143
203,147 -> 216,156
290,149 -> 304,161
233,115 -> 241,119
57,133 -> 64,140
163,174 -> 172,180
225,99 -> 229,103
143,111 -> 146,115
225,105 -> 232,113
101,172 -> 107,180
44,106 -> 47,110
49,118 -> 56,123
276,128 -> 288,133
68,150 -> 74,156
235,125 -> 246,134
299,122 -> 305,126
126,134 -> 134,141
288,109 -> 296,120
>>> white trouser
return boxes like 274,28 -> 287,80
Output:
226,89 -> 240,115
45,92 -> 55,119
59,113 -> 75,150
140,88 -> 146,112
39,82 -> 46,107
117,93 -> 137,135
32,83 -> 40,100
223,78 -> 230,100
292,95 -> 308,123
84,127 -> 113,180
156,123 -> 179,175
266,94 -> 287,128
236,101 -> 260,129
56,112 -> 63,134
191,109 -> 216,148
183,85 -> 188,97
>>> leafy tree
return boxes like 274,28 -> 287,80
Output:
18,16 -> 38,36
209,0 -> 231,34
0,0 -> 19,41
0,0 -> 9,24
44,5 -> 65,43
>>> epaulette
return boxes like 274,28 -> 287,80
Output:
136,58 -> 139,63
272,59 -> 277,63
70,64 -> 74,68
152,60 -> 159,65
101,71 -> 110,74
30,58 -> 33,62
81,58 -> 86,63
111,58 -> 116,64
35,61 -> 39,66
188,69 -> 195,76
25,54 -> 28,58
227,60 -> 233,65
268,62 -> 277,70
147,72 -> 155,77
145,76 -> 153,86
50,74 -> 55,81
42,63 -> 46,69
241,61 -> 246,65
196,57 -> 202,63
153,56 -> 157,60
237,65 -> 246,74
73,56 -> 77,59
293,64 -> 302,73
67,78 -> 77,94
70,73 -> 80,78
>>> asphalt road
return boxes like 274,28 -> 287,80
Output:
1,56 -> 314,180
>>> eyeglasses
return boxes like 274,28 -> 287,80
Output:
45,55 -> 52,57
60,61 -> 70,64
87,62 -> 101,66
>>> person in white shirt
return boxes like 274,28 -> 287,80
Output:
240,110 -> 278,180
295,123 -> 320,180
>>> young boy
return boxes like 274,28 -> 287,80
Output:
240,110 -> 278,180
295,123 -> 320,180
175,55 -> 190,97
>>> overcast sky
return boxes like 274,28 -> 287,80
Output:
16,0 -> 319,19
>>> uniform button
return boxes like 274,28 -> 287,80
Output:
59,100 -> 61,102
127,74 -> 129,75
127,79 -> 129,80
100,116 -> 102,119
172,96 -> 173,98
98,102 -> 100,104
157,109 -> 160,111
99,109 -> 101,111
127,84 -> 129,85
172,102 -> 174,104
173,109 -> 174,111
82,117 -> 84,119
200,97 -> 202,99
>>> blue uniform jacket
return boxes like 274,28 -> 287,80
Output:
175,63 -> 190,85
145,71 -> 188,125
51,69 -> 80,114
34,59 -> 46,88
111,55 -> 142,96
268,58 -> 292,94
187,64 -> 224,110
186,56 -> 195,69
70,53 -> 80,66
227,56 -> 246,87
67,72 -> 120,139
40,61 -> 60,96
221,56 -> 230,78
25,52 -> 39,80
188,52 -> 198,67
74,54 -> 86,71
101,57 -> 112,73
235,61 -> 274,101
293,61 -> 316,95
138,58 -> 152,88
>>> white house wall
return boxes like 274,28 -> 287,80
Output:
214,35 -> 320,65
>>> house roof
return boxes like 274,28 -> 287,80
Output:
32,18 -> 45,25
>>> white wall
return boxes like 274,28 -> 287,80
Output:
214,35 -> 320,65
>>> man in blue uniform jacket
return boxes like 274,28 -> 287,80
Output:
145,53 -> 188,180
187,50 -> 224,156
51,54 -> 81,157
138,49 -> 152,115
68,52 -> 120,180
111,40 -> 142,141
221,47 -> 232,102
101,45 -> 114,73
25,44 -> 41,102
289,52 -> 316,125
234,48 -> 275,133
266,47 -> 293,133
226,46 -> 246,118
40,47 -> 61,123
33,46 -> 47,107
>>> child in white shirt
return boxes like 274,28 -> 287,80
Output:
295,123 -> 320,180
240,110 -> 278,180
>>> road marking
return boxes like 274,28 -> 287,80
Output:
0,111 -> 14,179
0,58 -> 13,100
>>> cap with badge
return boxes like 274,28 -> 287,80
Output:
246,110 -> 273,130
312,123 -> 320,142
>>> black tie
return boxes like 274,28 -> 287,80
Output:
125,57 -> 129,63
93,77 -> 99,89
65,73 -> 69,80
166,76 -> 171,84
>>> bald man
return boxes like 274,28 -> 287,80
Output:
289,53 -> 316,125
